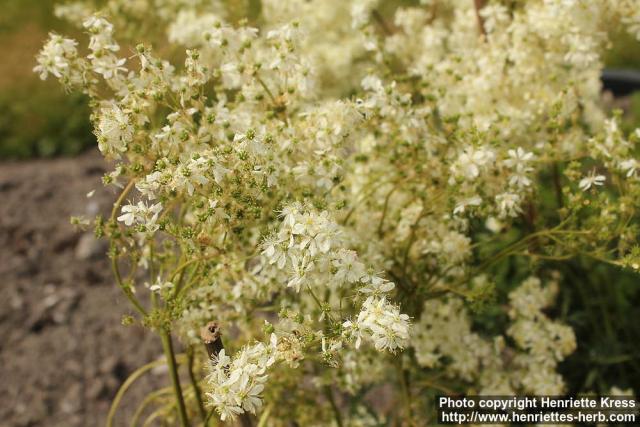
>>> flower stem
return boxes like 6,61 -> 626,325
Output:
110,253 -> 147,315
473,0 -> 487,36
187,347 -> 207,424
160,329 -> 190,427
107,357 -> 177,427
396,358 -> 414,426
130,386 -> 173,427
108,180 -> 147,315
323,385 -> 344,427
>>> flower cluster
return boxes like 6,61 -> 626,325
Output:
261,204 -> 410,354
343,296 -> 410,353
36,0 -> 640,424
33,34 -> 79,81
412,276 -> 577,394
205,334 -> 278,420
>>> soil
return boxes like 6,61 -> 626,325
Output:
0,150 -> 166,427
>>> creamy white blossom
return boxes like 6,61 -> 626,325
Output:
205,335 -> 278,421
579,170 -> 606,191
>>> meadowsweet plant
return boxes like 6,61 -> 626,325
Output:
37,0 -> 640,425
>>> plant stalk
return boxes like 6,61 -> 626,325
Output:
187,347 -> 208,424
160,329 -> 190,427
473,0 -> 487,36
323,385 -> 344,427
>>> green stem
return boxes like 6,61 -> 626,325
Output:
256,75 -> 277,104
306,284 -> 334,322
111,253 -> 147,315
160,329 -> 190,427
187,347 -> 208,424
108,179 -> 147,316
396,358 -> 414,425
377,186 -> 397,237
371,9 -> 393,35
552,162 -> 564,209
204,409 -> 216,426
130,387 -> 173,427
448,224 -> 578,292
323,386 -> 344,427
142,407 -> 170,427
106,358 -> 176,427
256,404 -> 272,427
110,180 -> 136,223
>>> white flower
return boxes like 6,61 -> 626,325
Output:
344,296 -> 410,353
220,62 -> 242,89
623,8 -> 640,41
359,276 -> 395,295
454,195 -> 482,215
83,16 -> 127,80
91,55 -> 127,80
351,0 -> 378,29
168,10 -> 219,46
147,279 -> 173,293
96,103 -> 133,156
440,231 -> 472,262
485,216 -> 503,233
117,201 -> 163,234
578,170 -> 606,191
205,336 -> 278,421
83,16 -> 118,51
504,147 -> 535,188
495,192 -> 522,219
33,33 -> 78,80
54,2 -> 92,24
361,75 -> 384,93
450,146 -> 496,181
620,159 -> 639,178
508,277 -> 551,319
332,249 -> 366,284
286,254 -> 314,292
117,205 -> 137,226
342,318 -> 364,349
261,234 -> 287,269
289,210 -> 338,256
479,4 -> 510,33
562,32 -> 599,68
279,203 -> 302,228
176,157 -> 210,195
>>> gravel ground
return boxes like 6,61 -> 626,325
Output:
0,150 -> 166,427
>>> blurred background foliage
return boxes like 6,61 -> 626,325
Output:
471,175 -> 640,394
1,0 -> 639,395
0,0 -> 93,159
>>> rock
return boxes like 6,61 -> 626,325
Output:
27,302 -> 55,333
74,233 -> 106,260
60,383 -> 82,414
85,378 -> 107,400
98,356 -> 119,375
10,291 -> 24,310
86,200 -> 100,216
27,287 -> 80,331
65,359 -> 83,377
51,288 -> 80,325
0,151 -> 164,426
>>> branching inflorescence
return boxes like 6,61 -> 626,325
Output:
37,0 -> 640,425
